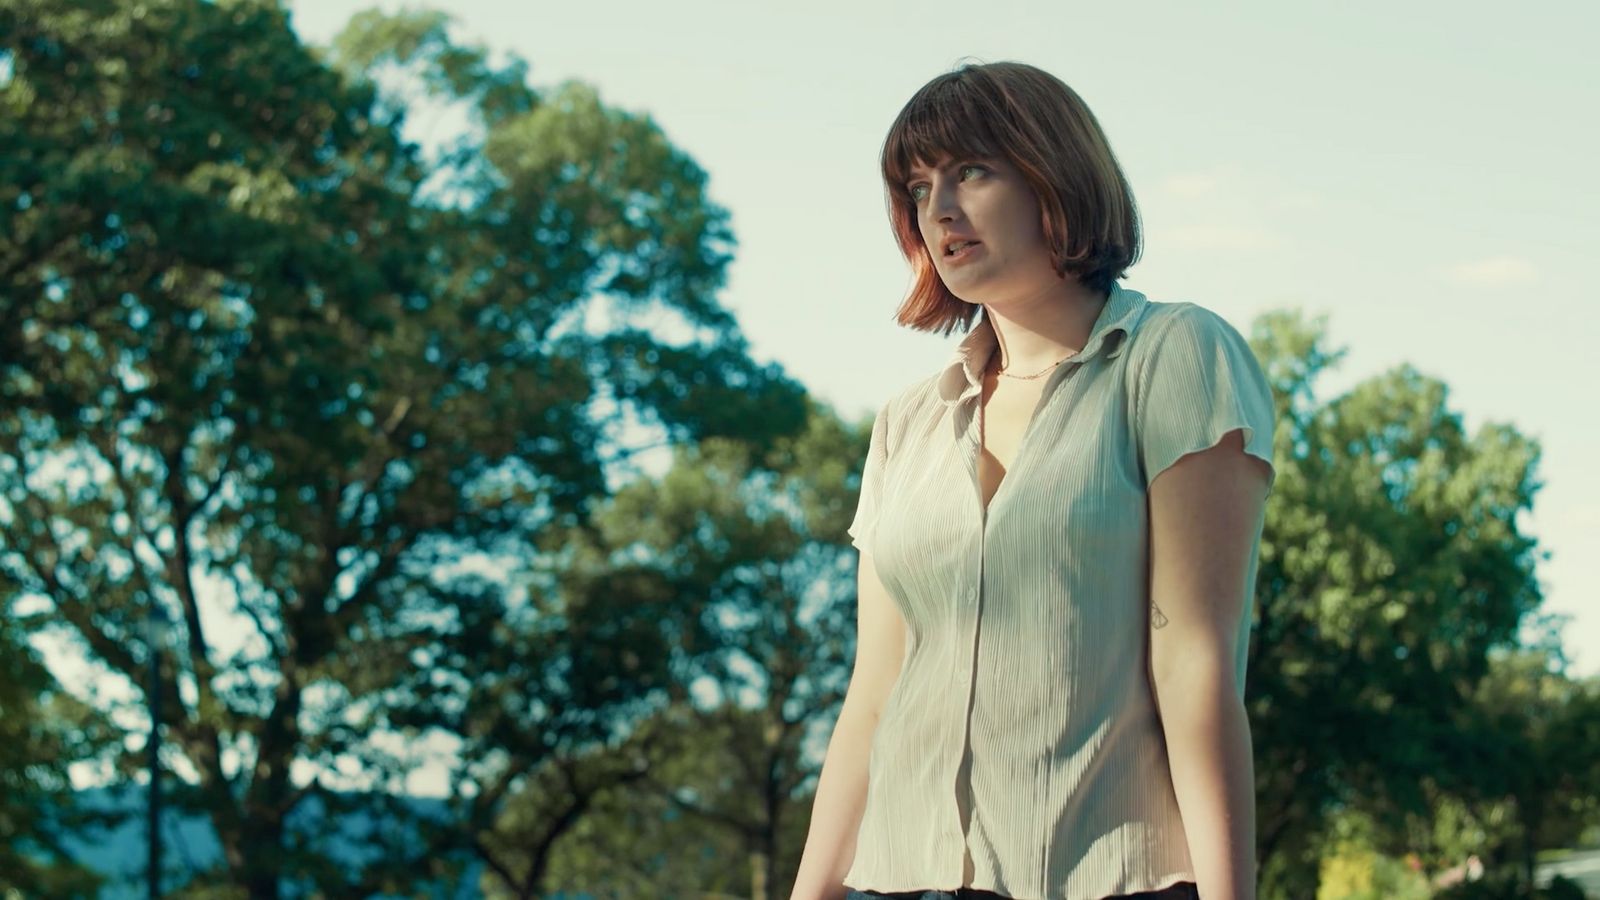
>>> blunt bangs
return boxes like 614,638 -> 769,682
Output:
881,75 -> 1006,200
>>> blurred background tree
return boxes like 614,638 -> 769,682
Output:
1421,645 -> 1600,895
500,408 -> 863,900
1,0 -> 805,895
1241,310 -> 1554,898
0,611 -> 118,898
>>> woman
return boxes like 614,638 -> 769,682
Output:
787,61 -> 1277,900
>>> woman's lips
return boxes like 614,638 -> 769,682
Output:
947,241 -> 983,263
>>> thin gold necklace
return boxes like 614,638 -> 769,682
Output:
995,347 -> 1078,380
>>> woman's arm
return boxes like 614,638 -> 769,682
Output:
789,551 -> 907,900
788,695 -> 881,900
1147,428 -> 1272,900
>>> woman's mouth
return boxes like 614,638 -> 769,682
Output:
946,241 -> 982,263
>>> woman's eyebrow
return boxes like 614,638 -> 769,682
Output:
905,159 -> 959,182
906,157 -> 987,181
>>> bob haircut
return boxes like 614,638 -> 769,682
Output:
881,60 -> 1142,336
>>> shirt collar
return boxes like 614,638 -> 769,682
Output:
936,280 -> 1149,407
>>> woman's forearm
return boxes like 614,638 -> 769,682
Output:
788,698 -> 880,900
1156,664 -> 1257,900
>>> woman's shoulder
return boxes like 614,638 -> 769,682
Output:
1133,296 -> 1238,335
1123,297 -> 1252,366
864,371 -> 943,451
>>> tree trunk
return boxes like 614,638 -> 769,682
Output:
750,848 -> 769,900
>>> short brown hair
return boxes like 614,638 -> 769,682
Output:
880,60 -> 1142,336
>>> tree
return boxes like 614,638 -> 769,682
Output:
0,611 -> 116,899
1407,645 -> 1600,893
423,397 -> 864,898
0,1 -> 804,895
522,702 -> 819,900
1243,309 -> 1549,898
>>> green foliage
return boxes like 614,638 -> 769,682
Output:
0,614 -> 113,898
1243,310 -> 1551,899
2,0 -> 802,895
485,706 -> 749,900
1314,810 -> 1432,900
474,398 -> 867,897
325,6 -> 536,129
1404,649 -> 1600,893
1317,842 -> 1432,900
522,703 -> 823,900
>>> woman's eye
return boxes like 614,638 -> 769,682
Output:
909,164 -> 984,202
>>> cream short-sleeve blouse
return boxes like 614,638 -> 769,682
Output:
842,281 -> 1277,900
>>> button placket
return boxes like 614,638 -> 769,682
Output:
946,564 -> 984,886
949,389 -> 989,887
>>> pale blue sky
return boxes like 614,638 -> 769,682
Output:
278,0 -> 1600,676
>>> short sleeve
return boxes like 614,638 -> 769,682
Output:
846,399 -> 891,555
1134,305 -> 1277,493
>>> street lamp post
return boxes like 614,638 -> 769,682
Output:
145,603 -> 167,900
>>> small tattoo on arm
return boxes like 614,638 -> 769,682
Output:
1151,602 -> 1169,629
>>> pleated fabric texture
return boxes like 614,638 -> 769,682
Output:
842,282 -> 1277,900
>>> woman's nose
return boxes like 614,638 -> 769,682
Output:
930,184 -> 961,220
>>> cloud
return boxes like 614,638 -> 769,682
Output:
1438,255 -> 1538,287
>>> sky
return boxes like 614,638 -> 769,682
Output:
282,0 -> 1599,668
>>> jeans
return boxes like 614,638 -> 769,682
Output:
843,882 -> 1199,900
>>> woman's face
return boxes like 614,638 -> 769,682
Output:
906,153 -> 1057,306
